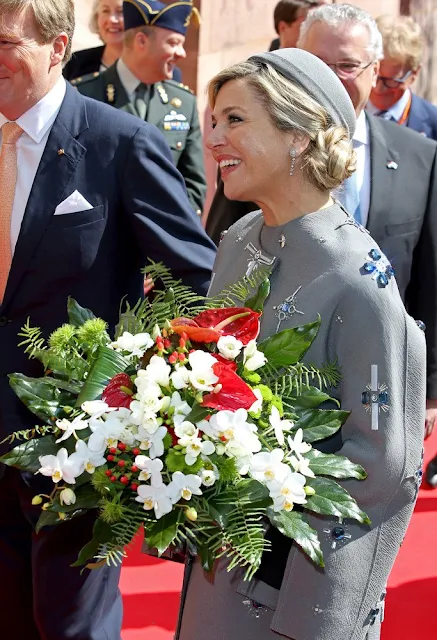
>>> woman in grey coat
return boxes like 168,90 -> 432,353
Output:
176,49 -> 426,640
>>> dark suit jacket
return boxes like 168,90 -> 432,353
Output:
63,45 -> 183,83
74,63 -> 205,214
205,113 -> 437,397
0,82 -> 216,443
407,93 -> 437,141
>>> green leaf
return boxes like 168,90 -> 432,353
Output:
9,373 -> 75,421
305,476 -> 371,524
287,386 -> 334,411
198,542 -> 215,573
185,402 -> 210,424
67,298 -> 96,327
0,435 -> 57,472
75,346 -> 129,406
268,509 -> 324,567
294,408 -> 350,442
245,278 -> 271,313
209,479 -> 271,528
306,449 -> 367,480
72,518 -> 114,567
258,318 -> 321,367
36,510 -> 63,533
144,509 -> 182,556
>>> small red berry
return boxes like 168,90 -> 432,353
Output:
164,338 -> 171,349
118,442 -> 126,451
105,469 -> 112,477
120,476 -> 129,485
181,332 -> 188,341
118,460 -> 126,467
178,353 -> 186,362
131,483 -> 139,491
169,354 -> 177,364
179,338 -> 186,349
132,448 -> 141,456
110,476 -> 117,482
131,465 -> 139,473
107,455 -> 115,462
109,447 -> 117,455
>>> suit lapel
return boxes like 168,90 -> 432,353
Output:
2,84 -> 88,309
366,114 -> 399,240
408,95 -> 431,138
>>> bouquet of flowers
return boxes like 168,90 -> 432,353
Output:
1,264 -> 369,578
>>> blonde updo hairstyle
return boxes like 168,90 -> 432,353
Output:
208,60 -> 356,192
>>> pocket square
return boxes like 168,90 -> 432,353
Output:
54,190 -> 93,215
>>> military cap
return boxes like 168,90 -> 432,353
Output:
123,0 -> 200,35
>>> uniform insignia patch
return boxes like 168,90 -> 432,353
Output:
171,97 -> 182,108
106,84 -> 115,104
156,84 -> 169,104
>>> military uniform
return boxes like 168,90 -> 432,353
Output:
72,65 -> 205,214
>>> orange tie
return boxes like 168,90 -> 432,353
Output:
0,122 -> 23,302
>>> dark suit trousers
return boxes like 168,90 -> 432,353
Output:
0,467 -> 122,639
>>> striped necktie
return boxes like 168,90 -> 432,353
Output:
0,122 -> 23,302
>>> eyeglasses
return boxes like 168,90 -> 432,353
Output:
326,60 -> 375,80
376,69 -> 413,89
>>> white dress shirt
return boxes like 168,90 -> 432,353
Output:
117,58 -> 142,100
367,89 -> 411,123
353,110 -> 371,228
0,76 -> 66,254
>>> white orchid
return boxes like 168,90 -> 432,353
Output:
134,369 -> 162,398
144,355 -> 171,387
75,439 -> 106,474
81,400 -> 114,418
188,350 -> 219,391
135,455 -> 164,485
288,454 -> 315,478
110,331 -> 153,358
185,438 -> 215,466
136,484 -> 172,519
200,468 -> 217,487
170,365 -> 190,390
250,449 -> 291,485
135,425 -> 167,459
269,472 -> 307,512
38,448 -> 84,484
209,409 -> 261,453
174,421 -> 198,447
217,335 -> 243,360
59,488 -> 76,506
287,429 -> 311,456
169,391 -> 191,425
269,405 -> 294,447
243,340 -> 267,372
87,411 -> 126,453
248,388 -> 263,415
55,414 -> 89,444
167,471 -> 202,503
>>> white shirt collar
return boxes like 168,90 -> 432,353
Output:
353,110 -> 369,146
367,89 -> 411,123
0,76 -> 66,143
117,58 -> 142,99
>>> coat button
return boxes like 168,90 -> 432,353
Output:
176,141 -> 182,149
0,316 -> 8,327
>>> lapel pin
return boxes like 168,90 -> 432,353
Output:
57,148 -> 65,156
106,84 -> 115,104
386,160 -> 398,170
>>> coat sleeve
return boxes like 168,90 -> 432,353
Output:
122,122 -> 216,295
177,97 -> 207,215
272,282 -> 426,640
405,145 -> 437,399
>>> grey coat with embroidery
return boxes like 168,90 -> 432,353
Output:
177,204 -> 426,640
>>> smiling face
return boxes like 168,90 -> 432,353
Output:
0,6 -> 66,120
207,78 -> 292,203
96,0 -> 124,47
370,57 -> 418,112
139,26 -> 186,82
299,21 -> 379,116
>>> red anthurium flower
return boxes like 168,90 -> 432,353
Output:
102,373 -> 134,409
171,308 -> 260,345
213,353 -> 238,372
201,362 -> 257,411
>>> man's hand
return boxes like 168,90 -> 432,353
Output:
144,275 -> 154,296
425,399 -> 437,438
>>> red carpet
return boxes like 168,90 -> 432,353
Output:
121,430 -> 437,639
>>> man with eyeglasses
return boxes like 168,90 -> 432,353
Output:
368,15 -> 437,141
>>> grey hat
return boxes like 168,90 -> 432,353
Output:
248,48 -> 356,138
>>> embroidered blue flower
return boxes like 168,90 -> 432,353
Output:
362,249 -> 394,287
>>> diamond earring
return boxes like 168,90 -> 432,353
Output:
289,148 -> 296,176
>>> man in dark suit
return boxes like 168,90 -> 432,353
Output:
368,15 -> 437,141
73,0 -> 205,216
206,4 -> 437,448
0,0 -> 215,637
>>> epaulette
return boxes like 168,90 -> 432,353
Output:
70,71 -> 101,86
165,79 -> 195,95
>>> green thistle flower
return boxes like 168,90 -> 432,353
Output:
77,318 -> 109,348
256,384 -> 273,403
212,456 -> 238,483
243,371 -> 261,384
99,497 -> 127,524
270,395 -> 284,415
91,467 -> 112,495
48,324 -> 77,353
